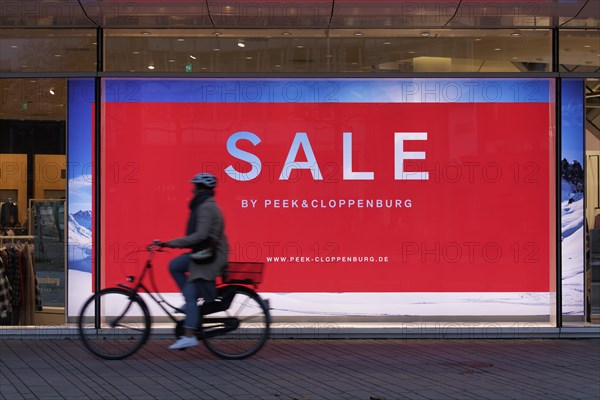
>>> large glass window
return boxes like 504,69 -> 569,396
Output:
0,78 -> 67,326
104,29 -> 552,73
0,29 -> 96,72
97,77 -> 556,323
559,30 -> 600,73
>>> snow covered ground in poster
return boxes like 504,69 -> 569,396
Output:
561,179 -> 585,315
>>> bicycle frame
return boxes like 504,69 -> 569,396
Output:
113,247 -> 181,325
107,247 -> 242,337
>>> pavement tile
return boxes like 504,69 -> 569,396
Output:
1,339 -> 599,400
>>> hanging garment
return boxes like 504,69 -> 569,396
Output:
0,257 -> 12,319
0,202 -> 19,227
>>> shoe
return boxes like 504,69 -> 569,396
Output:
168,336 -> 198,350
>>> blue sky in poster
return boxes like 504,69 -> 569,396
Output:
104,78 -> 551,103
561,79 -> 584,164
67,79 -> 94,214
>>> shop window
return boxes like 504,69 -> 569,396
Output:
560,30 -> 600,73
0,78 -> 67,326
585,78 -> 600,323
104,28 -> 551,73
0,28 -> 96,72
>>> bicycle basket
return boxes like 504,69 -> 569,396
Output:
223,262 -> 265,285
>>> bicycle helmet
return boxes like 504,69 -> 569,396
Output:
190,172 -> 217,188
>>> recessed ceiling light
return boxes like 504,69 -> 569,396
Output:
282,32 -> 292,36
147,65 -> 155,70
189,54 -> 197,60
383,41 -> 392,45
408,51 -> 415,54
354,32 -> 364,36
141,31 -> 151,35
275,64 -> 281,67
494,48 -> 502,51
132,51 -> 140,55
474,38 -> 483,41
213,48 -> 220,51
168,59 -> 176,63
212,31 -> 221,36
177,38 -> 185,42
54,54 -> 61,57
510,32 -> 521,37
245,56 -> 253,60
237,39 -> 246,48
584,45 -> 591,48
297,45 -> 305,49
420,32 -> 431,37
10,45 -> 18,48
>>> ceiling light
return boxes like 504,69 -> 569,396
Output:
494,48 -> 502,51
48,87 -> 56,95
212,31 -> 221,36
189,54 -> 197,60
383,41 -> 392,45
245,56 -> 253,60
168,59 -> 176,63
177,38 -> 185,42
354,32 -> 364,36
213,47 -> 220,51
10,45 -> 18,48
132,51 -> 140,55
237,39 -> 246,48
141,31 -> 151,35
297,45 -> 305,49
147,62 -> 155,70
584,45 -> 591,48
510,32 -> 521,37
282,32 -> 292,36
420,32 -> 431,37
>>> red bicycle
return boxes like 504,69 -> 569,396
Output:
78,243 -> 270,360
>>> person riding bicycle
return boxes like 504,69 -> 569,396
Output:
159,172 -> 229,350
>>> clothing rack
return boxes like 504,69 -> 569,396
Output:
0,235 -> 34,242
0,235 -> 40,325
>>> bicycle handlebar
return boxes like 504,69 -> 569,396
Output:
147,240 -> 166,252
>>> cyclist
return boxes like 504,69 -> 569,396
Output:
159,172 -> 229,350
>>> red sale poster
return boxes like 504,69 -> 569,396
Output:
102,79 -> 554,294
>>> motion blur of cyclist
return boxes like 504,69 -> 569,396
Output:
159,172 -> 229,349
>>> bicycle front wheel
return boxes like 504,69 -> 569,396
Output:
202,285 -> 270,359
78,288 -> 151,360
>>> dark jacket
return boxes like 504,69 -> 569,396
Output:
165,198 -> 229,281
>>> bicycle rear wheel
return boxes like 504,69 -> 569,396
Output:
202,285 -> 270,359
78,288 -> 151,360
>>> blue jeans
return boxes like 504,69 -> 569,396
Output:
169,254 -> 216,330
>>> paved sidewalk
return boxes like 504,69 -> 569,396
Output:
1,339 -> 599,400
